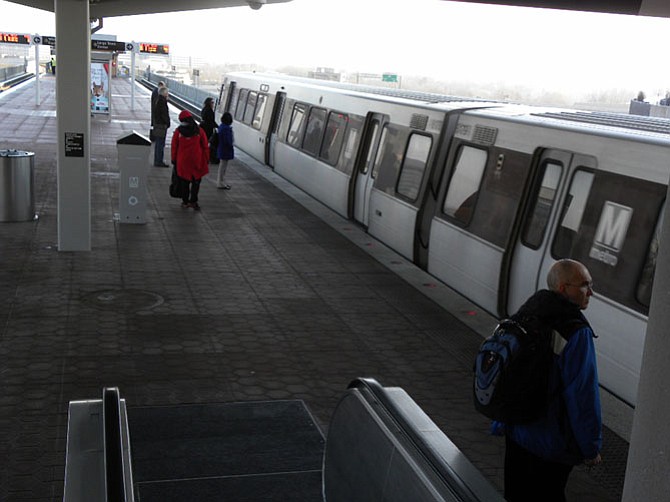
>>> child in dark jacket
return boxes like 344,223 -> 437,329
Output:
216,112 -> 235,190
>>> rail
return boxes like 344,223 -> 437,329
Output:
0,67 -> 34,91
141,70 -> 218,119
323,377 -> 503,502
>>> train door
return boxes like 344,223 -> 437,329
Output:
266,91 -> 286,168
428,138 -> 534,316
505,149 -> 574,313
353,113 -> 387,226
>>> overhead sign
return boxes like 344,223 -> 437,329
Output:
382,73 -> 398,83
0,32 -> 31,44
139,43 -> 169,55
91,39 -> 127,52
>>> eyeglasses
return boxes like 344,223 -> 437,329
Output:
566,281 -> 593,291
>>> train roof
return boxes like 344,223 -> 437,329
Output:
227,71 -> 670,144
461,104 -> 670,145
225,71 -> 502,107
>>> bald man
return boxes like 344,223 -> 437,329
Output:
503,259 -> 602,502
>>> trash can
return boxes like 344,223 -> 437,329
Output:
117,131 -> 151,224
0,149 -> 35,222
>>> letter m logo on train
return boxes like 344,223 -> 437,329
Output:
589,202 -> 633,267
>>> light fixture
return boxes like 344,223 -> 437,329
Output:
247,0 -> 266,10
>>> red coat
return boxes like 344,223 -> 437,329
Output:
171,124 -> 209,180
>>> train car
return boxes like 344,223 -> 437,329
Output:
219,72 -> 670,407
219,72 -> 496,258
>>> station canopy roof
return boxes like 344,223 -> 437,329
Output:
6,0 -> 668,18
5,0 -> 292,18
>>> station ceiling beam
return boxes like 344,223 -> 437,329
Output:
4,0 -> 291,17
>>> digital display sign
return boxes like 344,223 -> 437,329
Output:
0,32 -> 31,45
139,43 -> 169,55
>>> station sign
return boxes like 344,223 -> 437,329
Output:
0,32 -> 31,45
139,43 -> 169,55
33,35 -> 56,47
91,39 -> 127,52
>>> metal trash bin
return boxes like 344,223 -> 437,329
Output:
0,149 -> 35,222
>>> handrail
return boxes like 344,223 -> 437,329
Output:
346,377 -> 501,502
103,387 -> 127,502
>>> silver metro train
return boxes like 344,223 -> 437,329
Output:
217,72 -> 669,408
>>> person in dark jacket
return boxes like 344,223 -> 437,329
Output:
171,110 -> 209,210
216,112 -> 235,190
200,97 -> 218,164
150,81 -> 166,128
500,259 -> 602,502
153,86 -> 170,167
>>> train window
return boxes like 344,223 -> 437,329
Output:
235,89 -> 249,122
338,114 -> 364,176
396,134 -> 432,201
551,170 -> 594,258
636,203 -> 664,308
228,85 -> 240,117
360,120 -> 380,175
521,162 -> 562,249
243,91 -> 258,125
373,124 -> 408,192
287,103 -> 308,147
320,112 -> 348,166
443,145 -> 487,225
252,93 -> 268,130
302,107 -> 327,156
371,127 -> 388,179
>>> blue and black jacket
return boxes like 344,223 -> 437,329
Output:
502,290 -> 602,465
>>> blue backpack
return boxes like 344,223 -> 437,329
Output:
473,318 -> 553,424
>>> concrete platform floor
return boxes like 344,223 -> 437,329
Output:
0,76 -> 623,500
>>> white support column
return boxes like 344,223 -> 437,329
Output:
55,0 -> 91,251
130,43 -> 136,111
622,196 -> 670,500
34,39 -> 40,106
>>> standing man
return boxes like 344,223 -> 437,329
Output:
503,259 -> 602,502
150,81 -> 166,130
153,86 -> 170,167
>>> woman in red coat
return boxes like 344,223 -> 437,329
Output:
171,110 -> 209,210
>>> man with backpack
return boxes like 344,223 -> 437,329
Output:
492,259 -> 602,501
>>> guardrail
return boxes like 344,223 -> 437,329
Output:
142,71 -> 218,119
0,65 -> 26,83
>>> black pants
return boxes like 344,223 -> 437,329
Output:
504,435 -> 573,502
180,177 -> 201,204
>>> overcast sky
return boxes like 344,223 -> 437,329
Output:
3,0 -> 670,96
